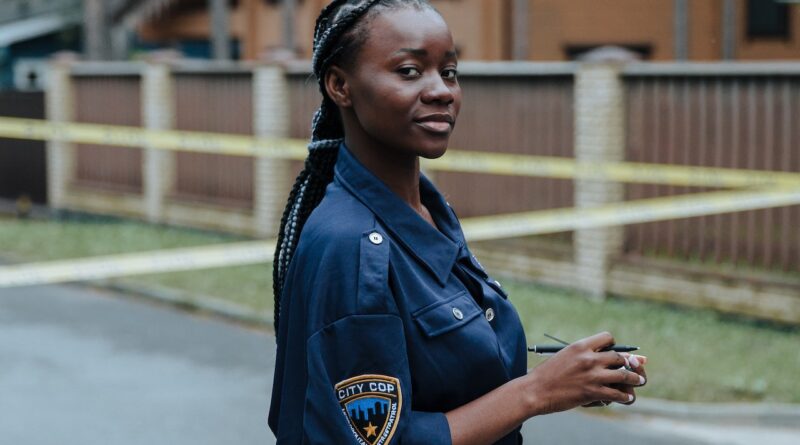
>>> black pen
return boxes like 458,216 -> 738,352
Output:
528,344 -> 640,354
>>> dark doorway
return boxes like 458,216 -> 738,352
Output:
0,91 -> 47,204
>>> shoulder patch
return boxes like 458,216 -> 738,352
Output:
335,374 -> 402,445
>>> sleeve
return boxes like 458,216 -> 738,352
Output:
294,227 -> 451,445
303,314 -> 452,445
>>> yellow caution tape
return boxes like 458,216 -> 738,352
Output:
0,240 -> 275,288
425,153 -> 800,189
1,116 -> 798,188
2,186 -> 799,288
461,186 -> 800,241
0,116 -> 308,159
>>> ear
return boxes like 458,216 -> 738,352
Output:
324,66 -> 352,108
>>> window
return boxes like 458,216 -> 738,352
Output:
747,0 -> 790,39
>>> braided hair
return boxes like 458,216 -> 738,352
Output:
273,0 -> 435,331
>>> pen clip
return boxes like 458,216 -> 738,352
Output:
543,333 -> 571,346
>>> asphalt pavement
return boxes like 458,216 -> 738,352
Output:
2,282 -> 798,444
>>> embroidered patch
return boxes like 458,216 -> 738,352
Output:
335,374 -> 402,445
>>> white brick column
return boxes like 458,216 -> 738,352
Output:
45,57 -> 75,210
142,62 -> 175,223
573,47 -> 636,300
253,65 -> 292,238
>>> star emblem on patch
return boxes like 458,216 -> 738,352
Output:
335,374 -> 402,445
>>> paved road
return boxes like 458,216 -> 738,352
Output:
2,283 -> 798,444
1,284 -> 275,444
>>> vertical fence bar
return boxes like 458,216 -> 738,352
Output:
142,62 -> 174,223
763,79 -> 775,268
780,80 -> 792,270
45,59 -> 75,210
697,78 -> 709,261
713,78 -> 725,263
253,65 -> 293,238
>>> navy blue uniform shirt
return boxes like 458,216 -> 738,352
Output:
269,144 -> 527,444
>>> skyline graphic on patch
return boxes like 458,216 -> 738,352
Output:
335,374 -> 402,445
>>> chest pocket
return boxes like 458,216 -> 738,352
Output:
412,291 -> 482,338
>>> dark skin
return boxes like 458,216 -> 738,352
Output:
324,7 -> 647,445
324,7 -> 459,227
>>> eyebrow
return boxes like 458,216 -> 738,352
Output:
394,48 -> 458,58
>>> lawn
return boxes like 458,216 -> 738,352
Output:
1,214 -> 799,403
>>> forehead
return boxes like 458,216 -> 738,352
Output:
359,7 -> 454,59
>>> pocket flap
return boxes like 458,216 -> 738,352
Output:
412,291 -> 481,338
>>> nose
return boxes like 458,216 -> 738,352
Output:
421,73 -> 455,105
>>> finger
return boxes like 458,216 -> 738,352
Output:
615,384 -> 637,405
633,364 -> 647,387
626,354 -> 646,369
622,354 -> 648,384
596,385 -> 635,405
599,368 -> 646,386
597,351 -> 628,368
582,401 -> 607,408
575,331 -> 615,352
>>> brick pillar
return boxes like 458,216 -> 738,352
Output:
573,47 -> 636,300
45,56 -> 76,210
253,65 -> 292,238
142,61 -> 175,223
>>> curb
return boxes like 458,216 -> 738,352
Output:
608,397 -> 800,429
104,280 -> 800,431
1,234 -> 798,430
98,280 -> 274,332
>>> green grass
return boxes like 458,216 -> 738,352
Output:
0,214 -> 271,311
2,214 -> 799,403
510,281 -> 800,403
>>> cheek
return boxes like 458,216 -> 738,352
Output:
452,86 -> 463,116
356,85 -> 417,129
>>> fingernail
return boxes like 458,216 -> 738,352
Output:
639,375 -> 646,386
629,355 -> 640,368
628,394 -> 634,402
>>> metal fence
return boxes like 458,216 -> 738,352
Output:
173,71 -> 255,208
624,66 -> 800,272
47,60 -> 800,276
73,74 -> 142,192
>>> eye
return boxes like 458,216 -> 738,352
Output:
398,67 -> 421,77
442,68 -> 458,80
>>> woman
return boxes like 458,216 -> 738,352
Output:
268,1 -> 647,444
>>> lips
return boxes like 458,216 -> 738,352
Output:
414,113 -> 454,134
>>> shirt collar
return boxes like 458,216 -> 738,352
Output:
333,144 -> 463,286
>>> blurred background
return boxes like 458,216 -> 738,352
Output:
1,1 -> 799,444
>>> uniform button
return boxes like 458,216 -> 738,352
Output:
485,308 -> 495,322
368,232 -> 383,245
452,307 -> 463,320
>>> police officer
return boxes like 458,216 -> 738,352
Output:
268,1 -> 647,444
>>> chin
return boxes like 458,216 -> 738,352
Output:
409,136 -> 450,159
417,145 -> 449,160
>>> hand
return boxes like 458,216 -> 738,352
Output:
610,353 -> 647,406
522,332 -> 646,415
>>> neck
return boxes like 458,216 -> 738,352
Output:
343,133 -> 424,213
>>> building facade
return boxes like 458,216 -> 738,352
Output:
132,0 -> 799,62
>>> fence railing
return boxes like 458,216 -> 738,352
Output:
15,55 -> 798,322
623,64 -> 800,272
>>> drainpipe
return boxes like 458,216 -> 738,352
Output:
722,0 -> 737,60
674,0 -> 689,60
210,0 -> 231,60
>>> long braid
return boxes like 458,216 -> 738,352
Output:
272,0 -> 435,332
